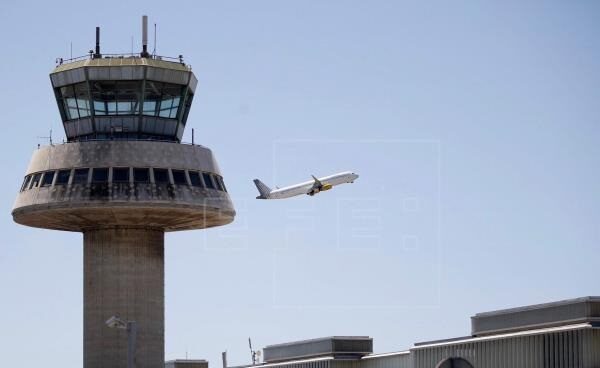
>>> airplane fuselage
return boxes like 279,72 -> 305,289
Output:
255,171 -> 359,199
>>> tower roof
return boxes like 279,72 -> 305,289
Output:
52,56 -> 191,73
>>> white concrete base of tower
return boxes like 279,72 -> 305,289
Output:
84,228 -> 164,368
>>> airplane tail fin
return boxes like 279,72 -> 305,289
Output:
253,179 -> 272,199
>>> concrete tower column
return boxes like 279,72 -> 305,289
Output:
84,228 -> 164,368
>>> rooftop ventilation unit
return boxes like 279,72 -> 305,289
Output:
263,336 -> 373,363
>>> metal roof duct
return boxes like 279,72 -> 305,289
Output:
471,296 -> 600,336
263,336 -> 373,363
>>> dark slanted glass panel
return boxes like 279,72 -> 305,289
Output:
90,169 -> 109,197
117,81 -> 141,115
189,171 -> 202,187
91,81 -> 116,116
30,173 -> 42,188
112,167 -> 130,182
59,82 -> 91,120
216,176 -> 227,192
20,175 -> 31,191
159,84 -> 183,118
72,168 -> 89,184
90,168 -> 109,198
202,173 -> 215,189
74,83 -> 91,118
143,81 -> 162,116
133,168 -> 150,183
41,171 -> 55,186
153,168 -> 169,184
143,82 -> 184,118
212,175 -> 225,191
55,170 -> 71,185
61,85 -> 79,120
181,92 -> 194,125
92,168 -> 109,183
172,170 -> 187,185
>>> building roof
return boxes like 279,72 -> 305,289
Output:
229,356 -> 335,368
361,351 -> 411,359
471,296 -> 600,336
52,56 -> 190,73
264,336 -> 371,349
263,336 -> 373,363
413,322 -> 597,350
166,360 -> 209,363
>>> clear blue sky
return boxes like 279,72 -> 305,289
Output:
1,1 -> 599,366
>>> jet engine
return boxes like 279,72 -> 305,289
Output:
308,183 -> 332,196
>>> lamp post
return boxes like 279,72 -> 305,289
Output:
106,315 -> 137,368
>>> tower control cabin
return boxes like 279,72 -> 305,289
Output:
12,17 -> 235,368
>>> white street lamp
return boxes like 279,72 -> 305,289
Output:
106,315 -> 137,368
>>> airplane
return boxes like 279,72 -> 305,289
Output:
253,171 -> 359,199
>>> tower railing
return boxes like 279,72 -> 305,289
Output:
55,52 -> 189,69
36,138 -> 207,149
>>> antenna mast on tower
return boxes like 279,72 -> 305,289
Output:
249,337 -> 257,365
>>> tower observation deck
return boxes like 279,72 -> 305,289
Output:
12,17 -> 235,368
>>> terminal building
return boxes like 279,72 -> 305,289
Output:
233,297 -> 600,368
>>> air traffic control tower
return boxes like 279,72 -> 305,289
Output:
12,17 -> 235,368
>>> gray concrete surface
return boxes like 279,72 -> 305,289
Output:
84,228 -> 164,368
12,141 -> 235,231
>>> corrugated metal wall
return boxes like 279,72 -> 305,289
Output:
411,328 -> 600,368
582,329 -> 600,367
276,359 -> 332,368
360,355 -> 412,368
333,355 -> 412,368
